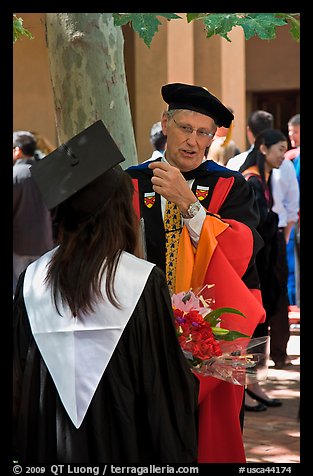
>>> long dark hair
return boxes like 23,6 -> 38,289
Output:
239,128 -> 287,186
45,172 -> 138,317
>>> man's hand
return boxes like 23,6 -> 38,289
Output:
149,161 -> 196,213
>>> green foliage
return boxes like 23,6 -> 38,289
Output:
113,13 -> 181,47
13,14 -> 33,43
186,13 -> 205,22
239,13 -> 288,40
278,13 -> 300,42
194,13 -> 300,43
202,13 -> 287,41
213,329 -> 250,341
204,306 -> 249,341
115,12 -> 300,47
193,13 -> 300,43
204,307 -> 246,327
13,13 -> 300,47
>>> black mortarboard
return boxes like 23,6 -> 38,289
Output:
161,83 -> 234,127
30,120 -> 126,212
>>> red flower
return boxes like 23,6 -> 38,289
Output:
175,309 -> 222,361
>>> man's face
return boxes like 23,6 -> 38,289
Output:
161,110 -> 216,172
288,124 -> 300,148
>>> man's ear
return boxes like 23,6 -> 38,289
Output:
13,146 -> 22,161
161,112 -> 168,137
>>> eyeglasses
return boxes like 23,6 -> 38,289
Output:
172,118 -> 214,139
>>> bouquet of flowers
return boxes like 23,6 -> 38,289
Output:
172,285 -> 268,385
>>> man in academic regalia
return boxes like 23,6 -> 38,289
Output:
13,120 -> 199,463
126,83 -> 266,463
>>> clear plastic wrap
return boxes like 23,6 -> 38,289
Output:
172,286 -> 269,386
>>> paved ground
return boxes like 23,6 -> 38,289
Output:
243,329 -> 300,463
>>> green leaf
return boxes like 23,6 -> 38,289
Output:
215,330 -> 250,341
200,13 -> 295,42
211,326 -> 229,335
113,13 -> 182,47
278,14 -> 300,42
13,15 -> 33,43
236,13 -> 287,40
203,13 -> 239,42
113,13 -> 133,26
204,307 -> 245,326
182,290 -> 192,304
186,13 -> 206,23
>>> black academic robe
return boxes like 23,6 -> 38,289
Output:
243,172 -> 281,317
13,264 -> 199,464
127,158 -> 263,291
127,158 -> 265,462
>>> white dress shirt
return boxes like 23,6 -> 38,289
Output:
271,159 -> 299,228
226,146 -> 253,171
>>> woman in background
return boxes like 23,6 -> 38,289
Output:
240,128 -> 288,411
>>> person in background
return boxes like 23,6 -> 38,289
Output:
31,131 -> 55,160
285,113 -> 300,161
13,120 -> 199,463
13,131 -> 54,295
127,82 -> 266,463
227,110 -> 274,171
206,135 -> 239,166
223,106 -> 241,156
206,106 -> 240,166
240,128 -> 288,410
148,121 -> 167,160
270,151 -> 299,369
227,110 -> 299,371
285,114 -> 300,308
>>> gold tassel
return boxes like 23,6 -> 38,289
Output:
222,121 -> 233,147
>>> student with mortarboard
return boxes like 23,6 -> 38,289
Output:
126,83 -> 266,463
13,120 -> 199,463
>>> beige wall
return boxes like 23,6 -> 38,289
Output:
130,14 -> 198,162
167,14 -> 194,85
13,13 -> 57,148
193,24 -> 246,151
220,28 -> 246,151
246,24 -> 300,91
131,23 -> 168,162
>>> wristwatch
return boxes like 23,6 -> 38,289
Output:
181,200 -> 202,219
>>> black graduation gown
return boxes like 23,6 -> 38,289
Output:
13,265 -> 199,464
127,158 -> 263,291
127,159 -> 265,462
244,173 -> 281,317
